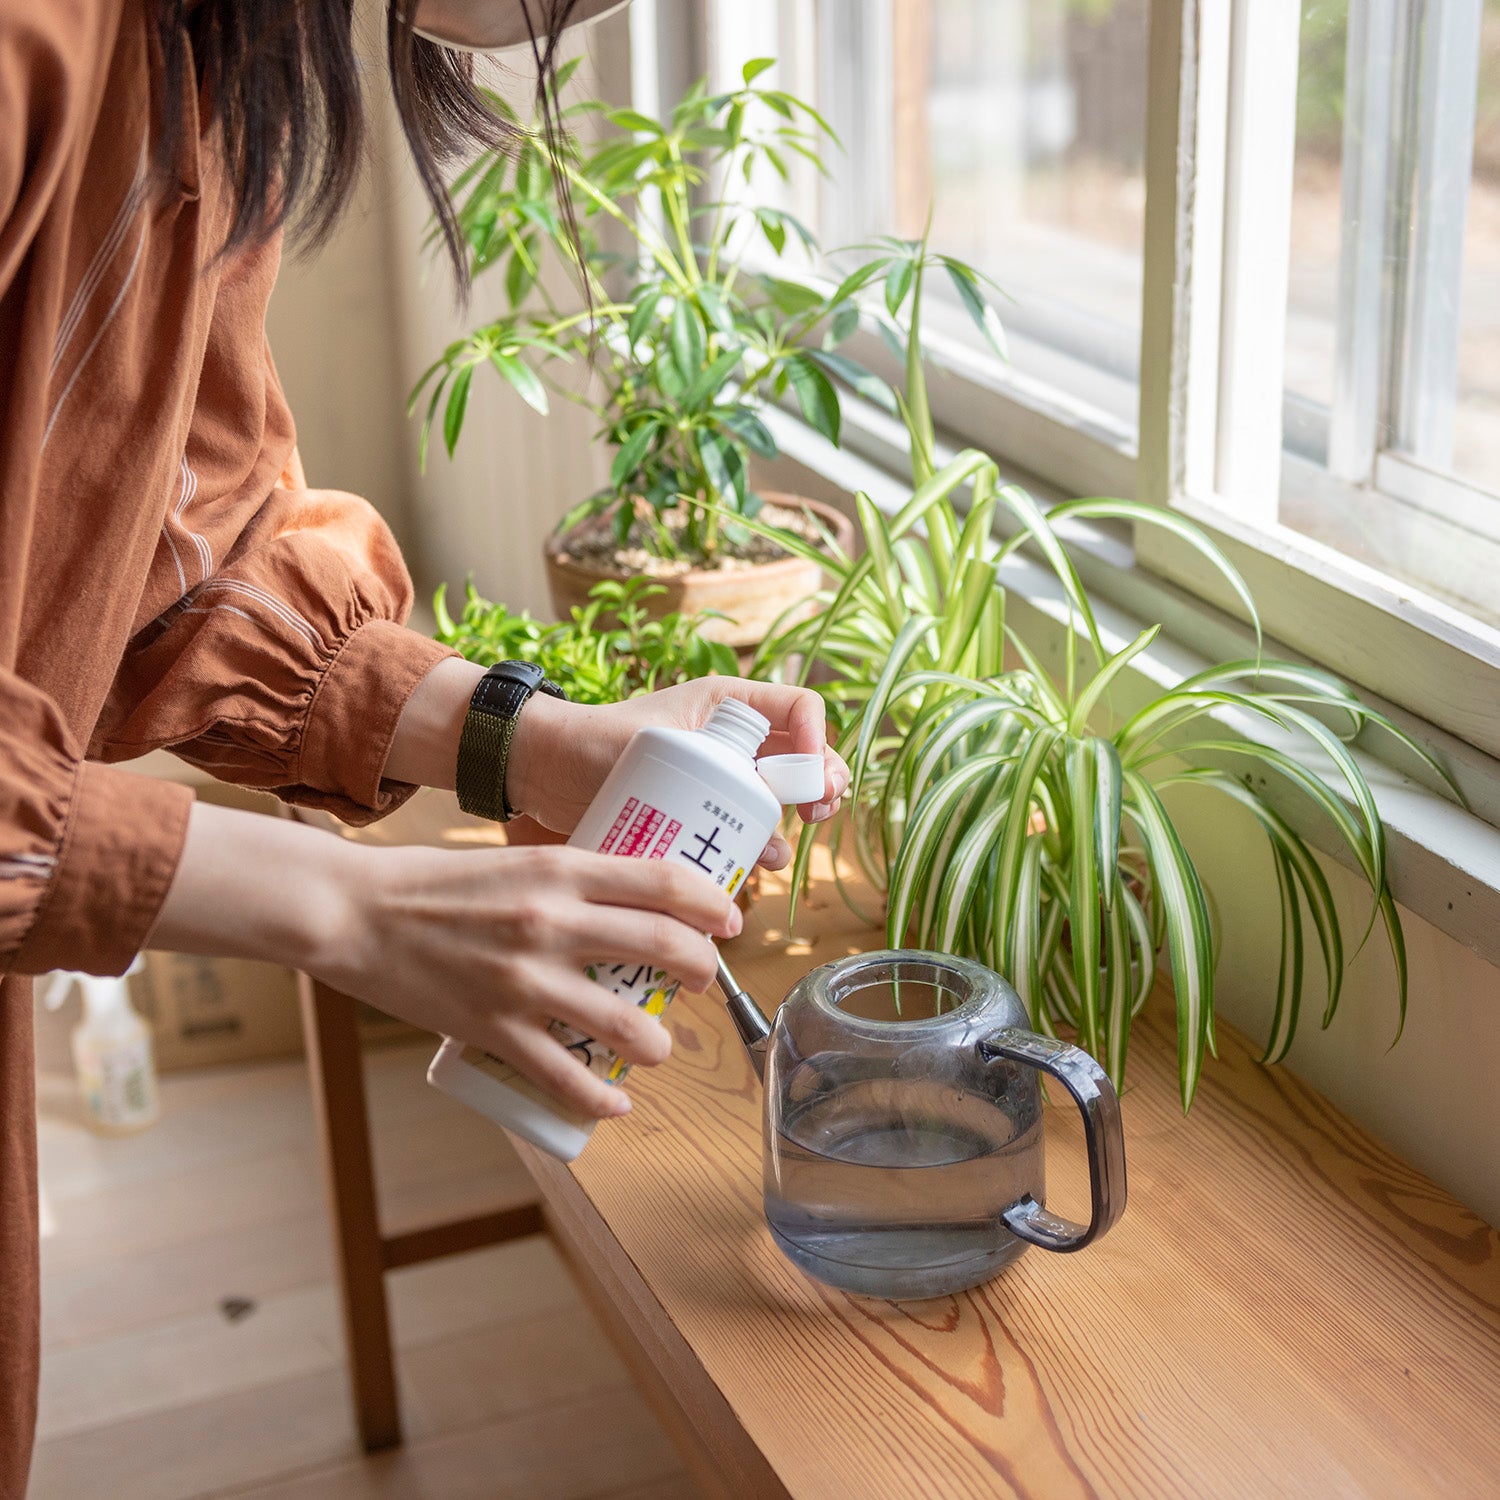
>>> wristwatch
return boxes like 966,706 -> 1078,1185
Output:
456,661 -> 568,823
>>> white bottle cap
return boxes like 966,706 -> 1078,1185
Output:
755,754 -> 826,805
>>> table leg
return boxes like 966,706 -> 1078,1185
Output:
297,974 -> 402,1452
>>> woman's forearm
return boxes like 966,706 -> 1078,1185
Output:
384,654 -> 575,818
385,655 -> 848,839
147,792 -> 739,1120
150,800 -> 360,973
384,656 -> 483,792
153,655 -> 593,970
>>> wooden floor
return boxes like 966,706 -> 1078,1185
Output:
30,1041 -> 701,1500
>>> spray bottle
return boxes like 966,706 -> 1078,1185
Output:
40,956 -> 161,1135
428,699 -> 824,1160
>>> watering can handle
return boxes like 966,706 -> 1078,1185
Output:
978,1028 -> 1127,1253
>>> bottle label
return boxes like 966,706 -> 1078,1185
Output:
570,763 -> 763,1065
592,788 -> 754,895
557,963 -> 676,1083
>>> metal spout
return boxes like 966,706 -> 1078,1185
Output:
715,955 -> 770,1082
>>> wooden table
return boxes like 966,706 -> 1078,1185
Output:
309,793 -> 1500,1496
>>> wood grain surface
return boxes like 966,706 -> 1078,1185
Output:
391,792 -> 1500,1499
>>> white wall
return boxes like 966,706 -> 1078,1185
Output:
265,145 -> 411,548
1169,783 -> 1500,1230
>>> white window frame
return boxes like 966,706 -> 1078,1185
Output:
1137,0 -> 1500,764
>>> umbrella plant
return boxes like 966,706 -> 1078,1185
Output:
409,58 -> 1005,566
747,261 -> 1459,1108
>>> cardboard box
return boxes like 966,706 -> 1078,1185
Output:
126,955 -> 422,1073
130,950 -> 305,1071
36,753 -> 426,1076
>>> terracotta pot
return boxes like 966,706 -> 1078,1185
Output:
544,493 -> 854,650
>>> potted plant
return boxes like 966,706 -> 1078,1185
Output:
409,58 -> 1005,648
747,258 -> 1460,1109
434,574 -> 737,702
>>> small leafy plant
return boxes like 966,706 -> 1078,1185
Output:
409,58 -> 1004,567
747,259 -> 1458,1108
435,575 -> 737,703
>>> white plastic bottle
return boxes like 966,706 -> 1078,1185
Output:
41,957 -> 161,1135
429,699 -> 824,1160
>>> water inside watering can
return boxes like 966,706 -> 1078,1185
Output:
764,1077 -> 1043,1300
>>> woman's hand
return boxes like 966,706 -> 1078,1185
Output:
506,678 -> 850,869
387,658 -> 848,871
328,840 -> 740,1117
155,803 -> 742,1119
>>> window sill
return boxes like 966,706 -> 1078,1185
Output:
756,405 -> 1500,969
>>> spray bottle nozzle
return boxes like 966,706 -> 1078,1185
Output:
40,956 -> 146,1017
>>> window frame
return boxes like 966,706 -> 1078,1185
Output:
1136,0 -> 1500,763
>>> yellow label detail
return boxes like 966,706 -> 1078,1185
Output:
604,985 -> 673,1081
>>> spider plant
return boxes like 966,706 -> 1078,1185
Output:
744,269 -> 1458,1107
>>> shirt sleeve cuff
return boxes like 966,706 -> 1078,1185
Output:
295,620 -> 458,825
12,762 -> 194,977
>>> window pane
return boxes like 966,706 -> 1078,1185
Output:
1276,0 -> 1500,628
1454,1 -> 1500,493
776,0 -> 1149,432
918,0 -> 1147,392
1284,0 -> 1346,421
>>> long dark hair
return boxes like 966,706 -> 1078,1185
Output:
154,0 -> 583,290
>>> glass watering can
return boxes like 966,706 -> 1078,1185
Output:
717,950 -> 1127,1300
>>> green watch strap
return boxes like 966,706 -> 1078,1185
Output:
456,661 -> 566,822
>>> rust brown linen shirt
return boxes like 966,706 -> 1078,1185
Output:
1,3 -> 456,1485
